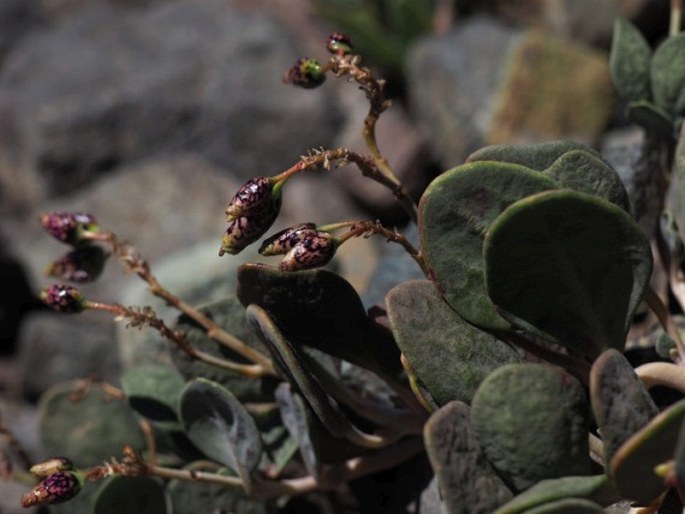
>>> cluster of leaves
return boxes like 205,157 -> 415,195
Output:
10,12 -> 685,514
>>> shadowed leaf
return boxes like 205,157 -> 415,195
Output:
121,365 -> 186,430
609,18 -> 652,103
93,477 -> 167,514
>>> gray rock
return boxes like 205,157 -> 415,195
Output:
407,15 -> 614,169
0,0 -> 42,65
16,312 -> 119,400
0,0 -> 339,207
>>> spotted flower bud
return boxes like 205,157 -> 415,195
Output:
21,470 -> 83,507
30,457 -> 74,478
40,284 -> 87,313
283,58 -> 326,89
39,212 -> 99,246
225,176 -> 278,222
279,232 -> 337,271
220,202 -> 281,256
326,32 -> 353,55
46,246 -> 108,283
259,222 -> 317,256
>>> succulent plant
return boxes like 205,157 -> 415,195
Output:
9,11 -> 685,514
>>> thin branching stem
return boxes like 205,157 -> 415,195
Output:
636,361 -> 685,392
87,301 -> 270,378
85,231 -> 276,375
672,0 -> 682,36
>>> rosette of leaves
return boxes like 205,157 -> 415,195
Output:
609,18 -> 685,138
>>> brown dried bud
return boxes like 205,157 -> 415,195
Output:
21,471 -> 83,507
326,32 -> 353,55
30,457 -> 74,478
259,222 -> 317,256
283,58 -> 326,89
279,232 -> 337,271
40,285 -> 87,314
45,246 -> 108,283
39,212 -> 99,246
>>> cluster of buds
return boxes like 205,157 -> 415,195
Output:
259,223 -> 338,272
220,176 -> 284,256
283,33 -> 354,89
21,457 -> 83,507
39,212 -> 108,283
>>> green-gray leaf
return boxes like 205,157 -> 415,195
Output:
466,141 -> 608,171
609,18 -> 652,103
121,365 -> 186,430
471,363 -> 591,492
651,33 -> 685,115
424,401 -> 513,514
386,280 -> 520,405
419,160 -> 557,329
179,378 -> 262,490
484,190 -> 652,357
590,349 -> 658,467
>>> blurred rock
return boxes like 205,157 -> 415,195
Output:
16,312 -> 119,400
407,16 -> 614,169
477,0 -> 650,46
0,0 -> 42,64
0,0 -> 339,208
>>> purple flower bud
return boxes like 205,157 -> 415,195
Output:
21,470 -> 83,507
279,232 -> 337,271
46,246 -> 108,283
283,58 -> 326,89
326,32 -> 353,55
225,176 -> 276,222
40,285 -> 87,314
259,222 -> 317,256
30,457 -> 74,478
39,212 -> 99,246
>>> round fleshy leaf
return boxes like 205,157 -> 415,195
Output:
651,33 -> 685,115
484,190 -> 652,357
494,475 -> 619,514
590,349 -> 658,467
419,160 -> 557,329
275,382 -> 321,478
121,365 -> 185,430
626,100 -> 674,140
245,304 -> 352,439
386,280 -> 520,405
609,18 -> 652,103
93,477 -> 167,514
424,401 -> 513,514
166,468 -> 267,514
236,264 -> 400,376
466,140 -> 608,171
611,398 -> 685,504
39,381 -> 146,467
172,295 -> 277,402
179,378 -> 262,490
471,363 -> 591,492
542,150 -> 630,212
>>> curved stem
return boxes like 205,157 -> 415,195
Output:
636,361 -> 685,392
672,0 -> 682,36
643,285 -> 685,363
86,231 -> 276,375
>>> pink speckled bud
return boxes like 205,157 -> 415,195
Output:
279,232 -> 337,271
326,32 -> 353,55
21,470 -> 83,507
46,246 -> 108,283
39,285 -> 87,314
283,58 -> 326,89
39,212 -> 99,246
225,177 -> 277,222
259,222 -> 317,256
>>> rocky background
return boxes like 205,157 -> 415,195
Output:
0,0 -> 668,512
